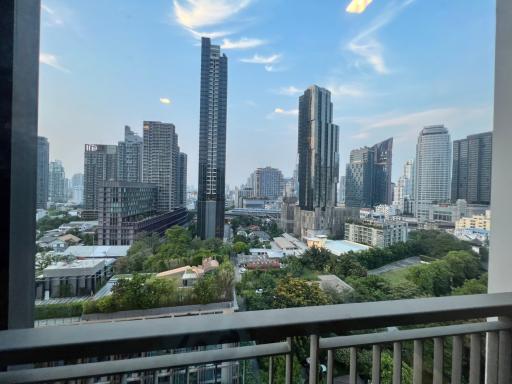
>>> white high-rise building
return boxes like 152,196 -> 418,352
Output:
393,160 -> 413,213
412,125 -> 451,220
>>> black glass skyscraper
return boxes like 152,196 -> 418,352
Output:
297,85 -> 339,211
345,138 -> 393,208
451,132 -> 492,205
197,37 -> 228,239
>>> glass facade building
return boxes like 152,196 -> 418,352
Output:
451,132 -> 492,205
197,37 -> 228,239
297,85 -> 339,211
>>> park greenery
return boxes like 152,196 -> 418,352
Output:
84,262 -> 234,314
236,229 -> 486,382
115,226 -> 231,274
36,213 -> 75,234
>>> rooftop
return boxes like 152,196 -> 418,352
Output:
322,240 -> 370,256
62,245 -> 130,258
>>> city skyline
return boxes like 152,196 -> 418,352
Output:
39,0 -> 494,187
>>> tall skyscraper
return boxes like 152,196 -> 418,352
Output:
143,121 -> 180,212
393,160 -> 413,213
372,138 -> 393,205
298,85 -> 339,210
338,175 -> 346,205
118,125 -> 143,183
197,37 -> 228,239
71,173 -> 84,205
36,136 -> 49,209
413,125 -> 451,219
84,144 -> 118,214
177,152 -> 188,208
451,132 -> 492,205
48,160 -> 66,203
345,147 -> 375,208
345,138 -> 393,208
247,166 -> 284,199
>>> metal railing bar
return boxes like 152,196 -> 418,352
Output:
412,339 -> 422,384
498,329 -> 511,384
451,335 -> 463,384
0,341 -> 290,384
392,342 -> 401,384
432,337 -> 443,384
469,333 -> 481,384
2,293 -> 512,365
487,331 -> 499,384
319,320 -> 511,350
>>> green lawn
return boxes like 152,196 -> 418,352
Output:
380,267 -> 412,285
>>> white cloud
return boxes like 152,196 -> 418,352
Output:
241,54 -> 281,64
186,28 -> 232,40
264,65 -> 287,72
160,98 -> 172,105
221,37 -> 266,49
41,3 -> 63,26
351,131 -> 370,140
173,0 -> 251,29
39,53 -> 70,73
328,83 -> 366,98
276,86 -> 303,96
346,0 -> 415,74
273,108 -> 298,116
41,4 -> 55,15
340,105 -> 491,144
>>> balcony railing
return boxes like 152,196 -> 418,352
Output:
1,293 -> 512,383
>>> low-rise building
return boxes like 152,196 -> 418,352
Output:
61,245 -> 131,259
36,258 -> 114,299
156,258 -> 219,287
344,219 -> 408,248
305,235 -> 370,256
455,210 -> 491,231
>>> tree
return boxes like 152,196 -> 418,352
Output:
328,255 -> 367,279
406,261 -> 453,296
115,233 -> 159,273
233,241 -> 250,255
300,247 -> 334,272
273,277 -> 330,309
193,274 -> 218,304
215,262 -> 235,300
452,274 -> 487,296
443,251 -> 480,287
345,275 -> 394,302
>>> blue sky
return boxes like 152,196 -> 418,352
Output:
39,0 -> 495,188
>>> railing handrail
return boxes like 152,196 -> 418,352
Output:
2,292 -> 512,365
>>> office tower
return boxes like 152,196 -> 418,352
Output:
393,160 -> 413,213
197,37 -> 228,239
247,166 -> 284,199
98,181 -> 157,245
143,121 -> 180,212
339,176 -> 346,205
118,125 -> 143,182
177,152 -> 187,208
372,138 -> 393,205
345,147 -> 375,208
71,173 -> 84,205
36,136 -> 49,209
48,160 -> 66,203
345,138 -> 393,208
451,132 -> 492,205
298,85 -> 339,210
84,144 -> 118,214
413,125 -> 451,219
